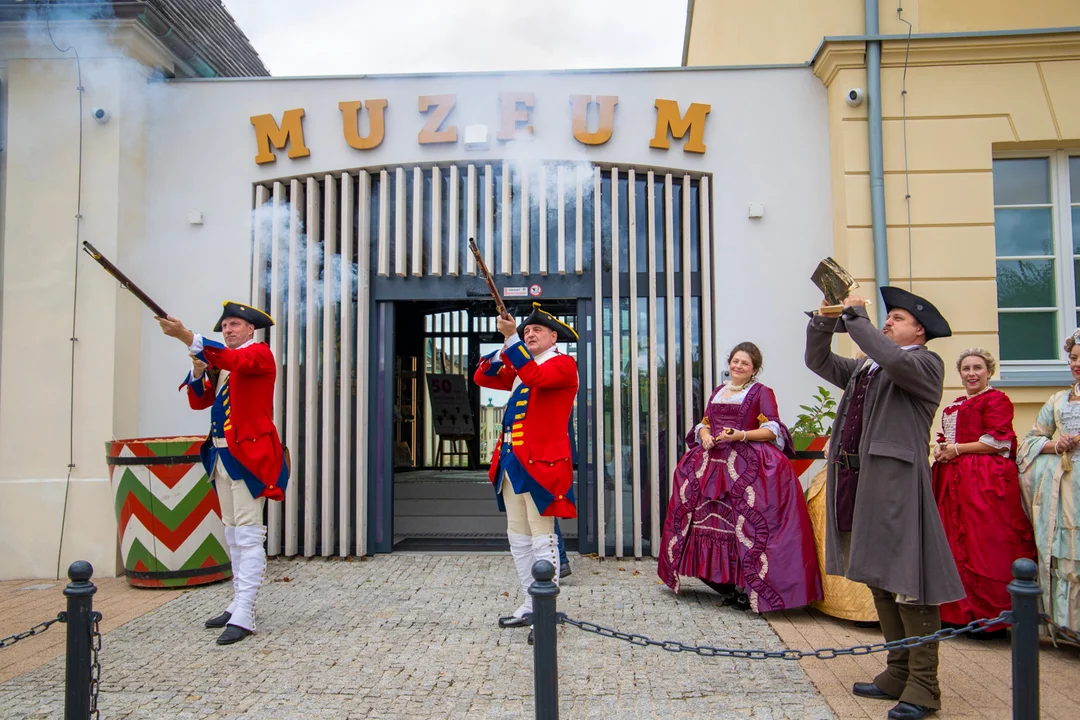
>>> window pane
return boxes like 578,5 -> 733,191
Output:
1074,259 -> 1080,310
995,208 -> 1053,256
1074,206 -> 1080,254
999,312 -> 1058,360
1071,156 -> 1080,203
996,259 -> 1055,307
993,158 -> 1050,205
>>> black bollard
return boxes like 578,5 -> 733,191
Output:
63,561 -> 97,720
1007,557 -> 1041,720
529,559 -> 560,720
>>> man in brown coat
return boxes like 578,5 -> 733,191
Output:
805,287 -> 964,720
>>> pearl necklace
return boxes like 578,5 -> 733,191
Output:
726,379 -> 754,393
965,385 -> 993,399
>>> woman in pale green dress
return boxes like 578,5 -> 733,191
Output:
1016,332 -> 1080,634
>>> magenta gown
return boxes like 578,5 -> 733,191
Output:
657,383 -> 823,612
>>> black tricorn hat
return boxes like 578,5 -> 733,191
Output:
517,302 -> 578,342
879,287 -> 951,340
213,301 -> 274,332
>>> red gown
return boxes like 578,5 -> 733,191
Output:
931,388 -> 1037,624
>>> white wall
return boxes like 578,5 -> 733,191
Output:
138,67 -> 834,435
1,58 -> 833,578
0,22 -> 170,580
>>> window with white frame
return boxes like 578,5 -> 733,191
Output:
994,152 -> 1080,366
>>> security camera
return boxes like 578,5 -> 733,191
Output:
845,88 -> 865,108
91,107 -> 110,124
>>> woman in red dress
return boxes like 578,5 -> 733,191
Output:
931,348 -> 1037,633
657,342 -> 822,612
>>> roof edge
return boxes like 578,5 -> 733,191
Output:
681,0 -> 695,67
808,25 -> 1080,65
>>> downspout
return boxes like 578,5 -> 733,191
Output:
865,0 -> 889,325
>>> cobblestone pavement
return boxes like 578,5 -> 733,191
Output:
0,555 -> 835,720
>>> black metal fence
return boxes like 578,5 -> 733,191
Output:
0,561 -> 101,719
529,557 -> 1074,720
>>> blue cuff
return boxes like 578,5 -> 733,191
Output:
505,340 -> 533,371
185,371 -> 206,397
481,349 -> 504,377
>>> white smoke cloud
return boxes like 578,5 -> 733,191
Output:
252,199 -> 357,327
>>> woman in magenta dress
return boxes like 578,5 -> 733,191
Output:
931,348 -> 1036,632
658,342 -> 822,612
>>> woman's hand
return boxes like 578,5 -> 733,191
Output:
932,444 -> 946,463
940,444 -> 961,462
698,428 -> 715,450
1055,434 -> 1079,455
721,427 -> 749,443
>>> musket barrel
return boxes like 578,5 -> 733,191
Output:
467,237 -> 507,316
82,241 -> 170,318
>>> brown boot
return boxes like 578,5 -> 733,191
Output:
867,586 -> 909,699
896,603 -> 942,711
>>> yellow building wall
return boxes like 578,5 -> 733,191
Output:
686,0 -> 1080,67
688,2 -> 1080,439
687,0 -> 914,67
817,38 -> 1080,436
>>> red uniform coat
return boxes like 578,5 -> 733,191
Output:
182,338 -> 286,501
473,340 -> 578,518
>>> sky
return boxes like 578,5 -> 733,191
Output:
221,0 -> 689,77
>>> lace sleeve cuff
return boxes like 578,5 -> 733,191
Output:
979,434 -> 1012,458
761,420 -> 785,451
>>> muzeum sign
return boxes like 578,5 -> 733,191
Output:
249,94 -> 712,164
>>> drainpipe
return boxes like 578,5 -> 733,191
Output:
865,0 -> 889,325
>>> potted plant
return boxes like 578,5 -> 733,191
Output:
789,386 -> 836,477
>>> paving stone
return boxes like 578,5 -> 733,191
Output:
0,554 -> 834,719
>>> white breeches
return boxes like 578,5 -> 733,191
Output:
501,477 -> 554,537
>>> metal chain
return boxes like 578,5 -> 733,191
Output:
89,611 -> 102,720
0,616 -> 63,649
1042,614 -> 1080,647
558,611 -> 1012,660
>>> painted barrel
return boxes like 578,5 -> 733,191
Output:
106,436 -> 231,588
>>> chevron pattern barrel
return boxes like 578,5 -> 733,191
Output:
106,436 -> 231,588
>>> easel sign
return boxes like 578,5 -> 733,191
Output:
426,374 -> 476,436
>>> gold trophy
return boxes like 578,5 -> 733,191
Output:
811,257 -> 869,317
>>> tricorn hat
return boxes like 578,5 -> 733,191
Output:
517,302 -> 578,342
213,301 -> 274,332
879,287 -> 951,340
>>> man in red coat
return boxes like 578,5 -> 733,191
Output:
157,302 -> 287,646
473,303 -> 578,638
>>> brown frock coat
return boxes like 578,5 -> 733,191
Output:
805,306 -> 964,605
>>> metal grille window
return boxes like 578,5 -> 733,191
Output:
250,162 -> 711,559
994,153 -> 1080,365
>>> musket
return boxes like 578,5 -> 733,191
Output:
81,240 -> 170,318
467,237 -> 507,317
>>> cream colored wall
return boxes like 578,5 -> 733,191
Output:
686,0 -> 915,67
686,0 -> 1080,67
0,24 -> 165,580
920,1 -> 1080,34
816,36 -> 1080,436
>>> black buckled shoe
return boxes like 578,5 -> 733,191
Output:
560,563 -> 571,579
527,629 -> 534,646
887,702 -> 935,720
204,611 -> 232,629
852,682 -> 898,700
215,624 -> 252,645
726,592 -> 751,611
498,615 -> 532,629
